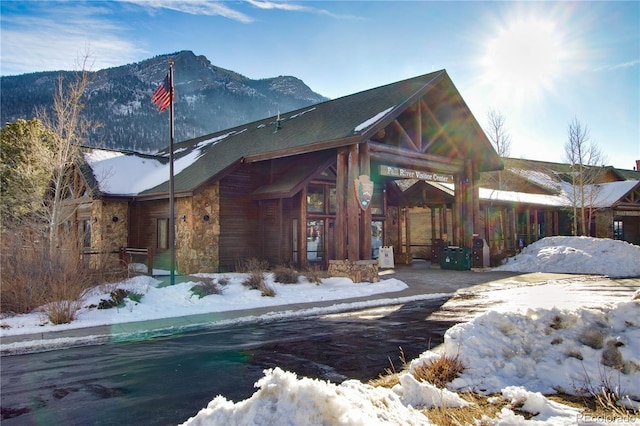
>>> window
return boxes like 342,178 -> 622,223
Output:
371,190 -> 384,216
329,187 -> 337,213
306,186 -> 325,213
83,220 -> 91,248
306,219 -> 325,261
157,218 -> 169,249
371,220 -> 383,259
614,220 -> 623,240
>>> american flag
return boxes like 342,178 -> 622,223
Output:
152,74 -> 172,112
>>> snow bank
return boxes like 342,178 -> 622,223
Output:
493,236 -> 640,278
181,367 -> 431,426
440,301 -> 640,401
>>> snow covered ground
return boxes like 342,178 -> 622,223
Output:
1,237 -> 639,425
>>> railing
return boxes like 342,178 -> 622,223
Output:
82,247 -> 154,276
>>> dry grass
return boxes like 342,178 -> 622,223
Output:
242,272 -> 275,297
304,264 -> 327,285
189,277 -> 227,298
236,257 -> 269,273
1,229 -> 115,324
421,392 -> 503,426
413,353 -> 465,388
272,265 -> 300,284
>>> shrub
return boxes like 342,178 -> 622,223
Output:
236,257 -> 269,273
98,289 -> 130,309
127,292 -> 144,303
412,353 -> 465,388
1,228 -> 117,320
304,264 -> 327,285
272,266 -> 300,284
190,278 -> 226,299
1,229 -> 99,324
242,272 -> 275,297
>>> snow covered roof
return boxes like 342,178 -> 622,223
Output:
422,181 -> 640,208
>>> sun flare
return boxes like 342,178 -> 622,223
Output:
480,17 -> 568,106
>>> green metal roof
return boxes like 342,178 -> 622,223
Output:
141,70 -> 502,196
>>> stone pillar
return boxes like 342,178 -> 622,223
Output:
175,184 -> 221,274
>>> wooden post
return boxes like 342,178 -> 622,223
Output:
347,144 -> 360,261
359,143 -> 371,259
335,149 -> 348,259
525,208 -> 531,244
465,160 -> 475,248
300,187 -> 308,269
453,175 -> 463,246
511,208 -> 518,251
441,204 -> 447,242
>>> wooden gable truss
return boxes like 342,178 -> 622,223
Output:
614,183 -> 640,211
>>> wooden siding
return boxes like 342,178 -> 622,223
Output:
129,200 -> 170,267
219,166 -> 261,270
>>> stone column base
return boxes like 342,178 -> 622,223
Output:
328,260 -> 379,283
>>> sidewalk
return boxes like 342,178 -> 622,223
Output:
0,262 -> 612,350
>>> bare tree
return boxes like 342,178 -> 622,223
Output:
564,117 -> 606,236
38,55 -> 93,253
484,109 -> 513,193
486,109 -> 512,158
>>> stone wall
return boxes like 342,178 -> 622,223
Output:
328,260 -> 379,283
90,200 -> 128,269
176,183 -> 221,274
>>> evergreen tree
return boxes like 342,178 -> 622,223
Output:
0,118 -> 56,229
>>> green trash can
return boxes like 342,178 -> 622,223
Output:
440,246 -> 471,270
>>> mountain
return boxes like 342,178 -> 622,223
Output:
0,51 -> 329,153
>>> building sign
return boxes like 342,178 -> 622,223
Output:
379,165 -> 453,183
354,175 -> 374,210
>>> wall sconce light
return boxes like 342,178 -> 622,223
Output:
112,216 -> 119,223
203,214 -> 210,222
182,215 -> 187,222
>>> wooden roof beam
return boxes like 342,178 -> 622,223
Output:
369,148 -> 464,175
369,141 -> 464,169
391,119 -> 419,152
414,101 -> 423,152
420,99 -> 462,158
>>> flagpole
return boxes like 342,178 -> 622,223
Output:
168,60 -> 176,286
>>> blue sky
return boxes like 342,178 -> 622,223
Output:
1,1 -> 638,169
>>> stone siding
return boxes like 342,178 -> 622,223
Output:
90,200 -> 128,269
176,184 -> 221,274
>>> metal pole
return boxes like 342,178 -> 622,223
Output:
168,61 -> 176,286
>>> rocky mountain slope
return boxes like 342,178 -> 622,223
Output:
1,50 -> 328,153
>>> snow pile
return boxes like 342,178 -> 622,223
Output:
182,367 -> 430,426
187,297 -> 640,426
439,301 -> 640,401
493,236 -> 640,278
